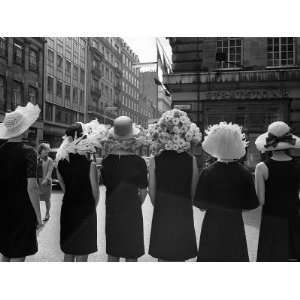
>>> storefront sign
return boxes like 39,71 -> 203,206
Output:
205,88 -> 289,100
173,104 -> 192,110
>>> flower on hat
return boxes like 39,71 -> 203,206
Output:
147,109 -> 202,154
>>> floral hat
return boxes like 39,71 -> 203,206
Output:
56,119 -> 108,162
147,109 -> 202,154
102,117 -> 148,154
255,121 -> 300,153
202,122 -> 248,160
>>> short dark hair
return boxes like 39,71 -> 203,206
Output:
65,123 -> 83,139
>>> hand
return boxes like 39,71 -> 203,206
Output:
36,218 -> 43,229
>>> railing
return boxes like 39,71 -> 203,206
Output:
164,68 -> 300,85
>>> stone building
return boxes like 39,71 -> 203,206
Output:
44,37 -> 87,147
0,37 -> 45,145
165,37 -> 300,168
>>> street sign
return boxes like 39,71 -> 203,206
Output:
174,104 -> 192,111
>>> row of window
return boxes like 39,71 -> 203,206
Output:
0,76 -> 38,110
122,53 -> 139,76
0,38 -> 39,72
47,49 -> 85,84
216,37 -> 296,69
45,102 -> 84,124
47,76 -> 84,106
123,68 -> 139,89
122,81 -> 139,100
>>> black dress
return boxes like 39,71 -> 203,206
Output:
194,161 -> 259,262
102,154 -> 148,259
149,151 -> 197,261
257,159 -> 300,261
0,142 -> 38,258
58,154 -> 97,255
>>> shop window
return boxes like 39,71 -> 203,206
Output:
56,80 -> 62,98
12,81 -> 23,108
47,76 -> 54,95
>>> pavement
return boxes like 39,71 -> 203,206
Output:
27,186 -> 262,262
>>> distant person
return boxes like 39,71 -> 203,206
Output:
37,143 -> 54,222
56,122 -> 102,262
0,103 -> 42,262
194,122 -> 259,261
255,121 -> 300,261
147,109 -> 202,261
101,116 -> 148,262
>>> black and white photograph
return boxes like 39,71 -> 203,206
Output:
1,1 -> 300,299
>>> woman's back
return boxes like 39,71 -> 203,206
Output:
264,159 -> 300,217
155,150 -> 193,200
58,154 -> 94,206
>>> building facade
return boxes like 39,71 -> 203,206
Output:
87,37 -> 123,125
44,37 -> 87,147
0,37 -> 45,145
165,37 -> 300,168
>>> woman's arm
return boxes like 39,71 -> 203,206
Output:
138,188 -> 148,205
90,162 -> 100,206
191,156 -> 199,201
255,162 -> 268,206
148,156 -> 156,206
56,169 -> 66,194
27,178 -> 42,228
45,158 -> 54,181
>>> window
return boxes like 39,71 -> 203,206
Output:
91,77 -> 99,90
57,54 -> 63,69
73,65 -> 78,81
47,76 -> 54,95
12,81 -> 23,107
13,41 -> 24,65
65,60 -> 71,76
80,68 -> 85,84
28,86 -> 38,104
56,80 -> 62,97
47,49 -> 54,66
0,37 -> 7,57
80,89 -> 84,106
45,103 -> 53,121
29,49 -> 38,72
65,85 -> 71,101
0,76 -> 6,110
267,37 -> 295,67
216,38 -> 242,69
73,87 -> 78,104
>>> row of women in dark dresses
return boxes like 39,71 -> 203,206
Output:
0,102 -> 299,262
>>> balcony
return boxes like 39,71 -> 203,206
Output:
164,68 -> 300,91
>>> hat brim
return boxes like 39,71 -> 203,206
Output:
0,103 -> 40,139
255,132 -> 300,152
109,126 -> 140,140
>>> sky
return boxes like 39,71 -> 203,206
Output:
124,37 -> 172,64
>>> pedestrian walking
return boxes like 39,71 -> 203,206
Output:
37,143 -> 54,222
194,122 -> 259,262
255,121 -> 300,261
101,116 -> 148,262
56,120 -> 106,262
147,109 -> 202,261
0,102 -> 42,262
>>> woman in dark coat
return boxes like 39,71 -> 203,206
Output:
0,103 -> 42,262
56,122 -> 101,262
255,121 -> 300,261
102,116 -> 148,262
148,109 -> 202,261
194,122 -> 259,262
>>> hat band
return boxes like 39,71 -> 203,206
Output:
265,132 -> 296,149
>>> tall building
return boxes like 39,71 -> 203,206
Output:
165,37 -> 300,168
87,37 -> 123,125
0,37 -> 45,145
44,37 -> 87,147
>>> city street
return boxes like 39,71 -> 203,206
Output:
28,186 -> 262,262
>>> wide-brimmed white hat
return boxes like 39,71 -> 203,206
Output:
109,116 -> 140,140
255,121 -> 300,153
0,102 -> 40,139
202,122 -> 248,160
